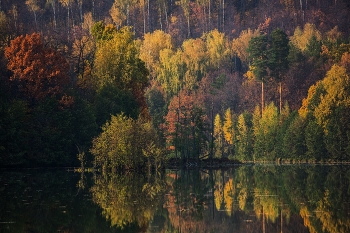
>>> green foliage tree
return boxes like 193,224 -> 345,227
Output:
235,112 -> 253,161
282,113 -> 307,160
314,65 -> 350,159
268,28 -> 290,113
305,35 -> 322,59
253,102 -> 279,161
145,86 -> 166,136
247,34 -> 268,112
91,114 -> 163,171
299,64 -> 350,160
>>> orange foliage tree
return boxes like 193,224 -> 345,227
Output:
163,89 -> 208,160
4,33 -> 70,103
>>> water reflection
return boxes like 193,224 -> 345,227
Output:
1,165 -> 350,232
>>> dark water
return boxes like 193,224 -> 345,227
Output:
0,165 -> 349,233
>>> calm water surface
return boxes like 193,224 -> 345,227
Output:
0,165 -> 349,233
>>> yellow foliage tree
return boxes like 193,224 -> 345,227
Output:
231,28 -> 260,63
223,108 -> 234,145
139,30 -> 173,78
290,23 -> 322,52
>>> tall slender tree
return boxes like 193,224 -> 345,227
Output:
26,0 -> 40,31
268,28 -> 289,113
247,34 -> 268,114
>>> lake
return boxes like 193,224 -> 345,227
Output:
0,165 -> 349,233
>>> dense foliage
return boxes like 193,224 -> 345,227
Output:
0,0 -> 350,167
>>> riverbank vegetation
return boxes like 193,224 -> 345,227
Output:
0,0 -> 350,168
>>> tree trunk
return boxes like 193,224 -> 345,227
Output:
143,0 -> 146,34
222,0 -> 225,31
127,4 -> 130,26
261,81 -> 264,114
33,11 -> 38,31
79,1 -> 83,23
279,81 -> 282,114
208,0 -> 211,31
67,6 -> 70,37
92,0 -> 95,17
164,1 -> 168,32
159,3 -> 163,30
187,16 -> 190,37
148,0 -> 151,31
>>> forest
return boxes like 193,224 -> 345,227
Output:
0,0 -> 350,168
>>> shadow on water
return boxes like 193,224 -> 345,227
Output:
1,165 -> 350,232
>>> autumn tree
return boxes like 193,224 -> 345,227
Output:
290,23 -> 322,52
312,65 -> 350,159
231,28 -> 260,65
223,108 -> 235,157
236,112 -> 253,161
181,38 -> 208,90
93,25 -> 149,118
203,29 -> 229,69
5,33 -> 70,103
156,48 -> 186,99
91,114 -> 163,170
139,30 -> 173,78
213,113 -> 223,158
163,89 -> 207,160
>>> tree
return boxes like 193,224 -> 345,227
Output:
268,28 -> 290,113
223,108 -> 234,157
290,23 -> 322,52
0,11 -> 11,49
59,0 -> 73,37
139,30 -> 173,78
145,85 -> 166,132
231,28 -> 260,64
181,38 -> 208,90
247,34 -> 268,113
313,65 -> 350,159
203,29 -> 229,69
178,0 -> 191,37
157,48 -> 186,99
236,112 -> 253,161
213,113 -> 223,158
25,0 -> 40,31
93,26 -> 149,116
110,0 -> 127,28
46,0 -> 57,29
4,33 -> 70,103
163,89 -> 207,160
253,102 -> 279,161
299,64 -> 350,159
91,114 -> 163,170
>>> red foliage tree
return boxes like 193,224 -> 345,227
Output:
4,33 -> 70,102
